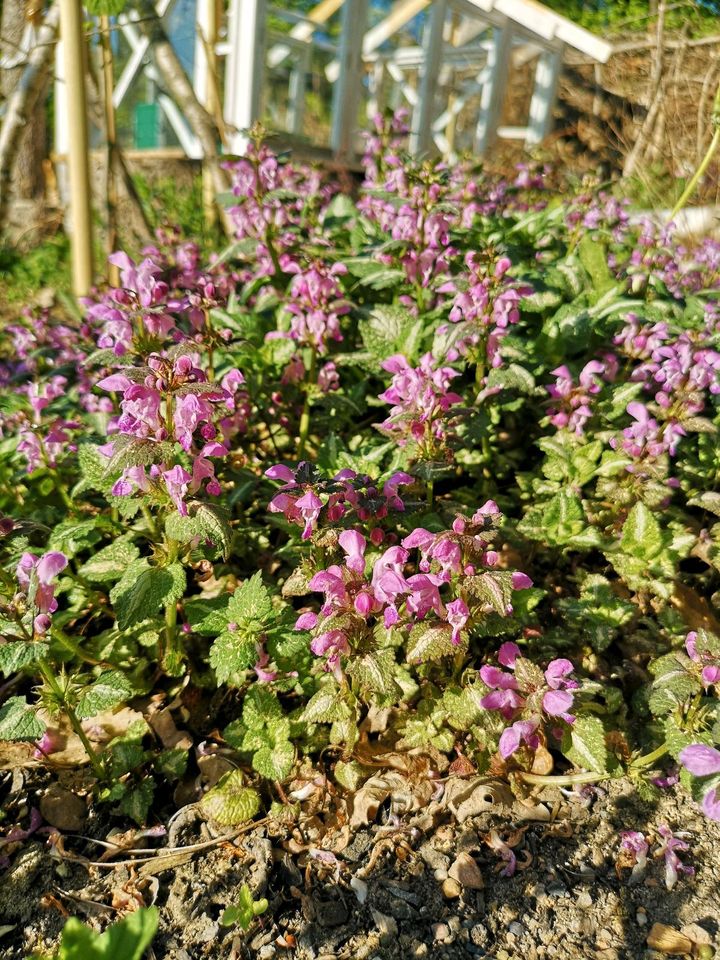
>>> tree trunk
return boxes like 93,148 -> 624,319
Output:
134,0 -> 231,229
0,0 -> 48,200
0,4 -> 59,232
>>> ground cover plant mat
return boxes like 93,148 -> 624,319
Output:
0,114 -> 719,958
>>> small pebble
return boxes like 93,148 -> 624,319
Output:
442,877 -> 462,899
432,923 -> 451,943
434,867 -> 449,882
577,892 -> 593,909
258,947 -> 275,960
636,908 -> 647,928
470,924 -> 489,947
508,922 -> 525,937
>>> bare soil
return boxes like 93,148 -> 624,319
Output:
2,777 -> 719,960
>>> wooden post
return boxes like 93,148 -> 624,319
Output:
331,0 -> 369,159
225,0 -> 266,154
410,0 -> 447,155
100,15 -> 119,285
59,0 -> 93,296
196,0 -> 220,227
526,45 -> 562,146
474,21 -> 512,156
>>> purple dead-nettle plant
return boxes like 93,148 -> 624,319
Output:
438,253 -> 532,377
376,353 -> 463,458
546,360 -> 606,435
480,642 -> 578,760
84,252 -> 184,356
292,500 -> 532,685
268,261 -> 350,355
98,352 -> 244,515
679,745 -> 720,821
15,551 -> 68,636
266,461 -> 414,540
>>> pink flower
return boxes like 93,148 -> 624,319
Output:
446,598 -> 469,644
338,530 -> 366,575
655,825 -> 694,890
162,465 -> 192,515
17,551 -> 68,619
498,719 -> 540,759
679,744 -> 720,820
296,490 -> 323,539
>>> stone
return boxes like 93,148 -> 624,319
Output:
508,922 -> 525,937
432,923 -> 451,943
448,852 -> 485,890
442,877 -> 462,899
470,924 -> 489,947
576,891 -> 593,909
39,785 -> 86,831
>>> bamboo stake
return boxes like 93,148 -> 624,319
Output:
59,0 -> 94,296
200,0 -> 220,231
100,14 -> 119,285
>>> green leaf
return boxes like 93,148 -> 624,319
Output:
359,305 -> 422,361
620,502 -> 663,560
78,538 -> 140,584
184,595 -> 231,635
252,741 -> 294,780
110,561 -> 186,629
85,0 -> 127,15
0,641 -> 48,677
561,715 -> 607,773
56,907 -> 158,960
243,686 -> 282,728
346,650 -> 400,698
208,632 -> 257,685
0,696 -> 44,741
220,884 -> 268,930
199,770 -> 260,825
227,572 -> 274,627
485,363 -> 536,394
578,233 -> 615,295
76,670 -> 133,719
464,571 -> 515,616
194,503 -> 233,559
301,686 -> 346,723
406,622 -> 456,663
118,779 -> 155,825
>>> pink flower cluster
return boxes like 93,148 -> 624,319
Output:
99,353 -> 245,514
266,462 -> 414,540
685,631 -> 720,689
16,551 -> 68,634
85,252 -> 183,356
268,262 -> 350,354
294,501 -> 532,680
480,642 -> 578,759
377,353 -> 462,452
440,254 -> 530,369
546,360 -> 606,435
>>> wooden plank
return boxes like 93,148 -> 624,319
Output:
474,20 -> 512,154
410,0 -> 447,154
225,0 -> 267,154
331,0 -> 369,157
525,44 -> 562,145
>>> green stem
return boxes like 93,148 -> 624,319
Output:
164,600 -> 178,664
38,659 -> 104,779
519,771 -> 611,786
426,477 -> 434,509
49,468 -> 74,510
265,226 -> 283,277
297,350 -> 317,459
141,503 -> 159,540
630,741 -> 669,771
670,80 -> 720,220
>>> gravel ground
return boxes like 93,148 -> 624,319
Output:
2,777 -> 719,960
